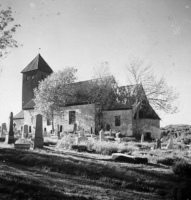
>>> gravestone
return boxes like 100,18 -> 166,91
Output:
43,128 -> 48,137
141,134 -> 144,143
8,112 -> 14,144
34,114 -> 43,149
23,124 -> 29,138
78,130 -> 85,137
76,135 -> 88,145
99,129 -> 105,141
112,153 -> 148,164
1,123 -> 7,137
156,139 -> 161,149
73,123 -> 77,134
166,137 -> 173,149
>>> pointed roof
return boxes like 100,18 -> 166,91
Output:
21,54 -> 53,73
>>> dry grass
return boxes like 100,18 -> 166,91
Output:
0,145 -> 182,200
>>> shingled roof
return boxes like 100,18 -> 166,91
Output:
13,110 -> 24,119
21,54 -> 53,73
23,99 -> 35,110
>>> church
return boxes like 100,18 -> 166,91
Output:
13,54 -> 161,139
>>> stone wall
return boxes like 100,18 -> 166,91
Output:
132,119 -> 160,139
55,104 -> 95,133
13,118 -> 24,132
24,109 -> 52,134
103,109 -> 133,135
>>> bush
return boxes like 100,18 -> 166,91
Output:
92,141 -> 118,155
56,134 -> 76,149
91,141 -> 136,155
172,159 -> 191,178
157,157 -> 174,166
182,137 -> 191,145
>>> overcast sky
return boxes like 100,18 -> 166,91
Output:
0,0 -> 191,127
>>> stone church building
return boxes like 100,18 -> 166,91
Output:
13,54 -> 161,139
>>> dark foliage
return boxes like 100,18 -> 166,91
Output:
174,181 -> 191,200
172,159 -> 191,178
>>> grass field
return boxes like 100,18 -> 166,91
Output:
0,144 -> 183,200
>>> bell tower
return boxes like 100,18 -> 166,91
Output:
21,54 -> 53,109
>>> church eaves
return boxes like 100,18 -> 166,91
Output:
21,54 -> 53,73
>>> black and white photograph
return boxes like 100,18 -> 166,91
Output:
0,0 -> 191,199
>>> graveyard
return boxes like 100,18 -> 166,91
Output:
0,113 -> 191,200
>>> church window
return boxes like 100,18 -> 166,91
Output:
26,76 -> 29,81
115,116 -> 121,126
69,111 -> 76,124
32,75 -> 35,80
47,119 -> 51,126
60,125 -> 63,132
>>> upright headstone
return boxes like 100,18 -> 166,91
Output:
76,135 -> 88,145
166,137 -> 173,149
1,123 -> 7,137
34,114 -> 43,149
73,123 -> 77,134
110,129 -> 112,136
156,139 -> 161,149
8,112 -> 14,144
43,128 -> 48,137
141,134 -> 144,143
23,124 -> 29,138
78,130 -> 85,137
99,129 -> 105,141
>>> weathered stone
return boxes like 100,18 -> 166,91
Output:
1,123 -> 7,137
112,153 -> 148,164
76,135 -> 88,145
8,112 -> 14,144
23,124 -> 29,138
2,123 -> 7,132
43,130 -> 48,137
34,114 -> 43,149
166,137 -> 173,149
141,133 -> 144,143
78,130 -> 85,137
99,129 -> 105,141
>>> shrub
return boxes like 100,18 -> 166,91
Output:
91,141 -> 136,155
182,136 -> 191,145
56,134 -> 76,149
92,141 -> 118,155
157,157 -> 174,166
172,158 -> 191,178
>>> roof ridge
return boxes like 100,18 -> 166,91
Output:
21,54 -> 53,74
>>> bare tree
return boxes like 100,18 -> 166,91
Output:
90,62 -> 118,131
125,57 -> 179,114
